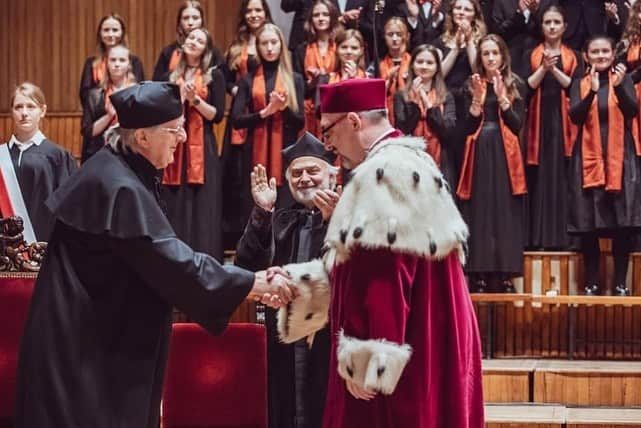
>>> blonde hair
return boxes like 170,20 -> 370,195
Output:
335,28 -> 366,70
100,44 -> 137,89
170,28 -> 214,85
256,23 -> 299,113
384,17 -> 409,53
11,82 -> 46,108
442,0 -> 486,46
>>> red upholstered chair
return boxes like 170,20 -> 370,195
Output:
0,275 -> 36,428
162,323 -> 267,428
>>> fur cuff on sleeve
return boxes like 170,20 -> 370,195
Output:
337,330 -> 412,395
277,259 -> 330,345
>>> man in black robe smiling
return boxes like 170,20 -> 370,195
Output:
15,82 -> 295,428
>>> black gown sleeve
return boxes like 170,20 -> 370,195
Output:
79,57 -> 96,108
491,1 -> 528,43
281,0 -> 306,13
230,76 -> 263,129
569,78 -> 596,125
81,90 -> 101,140
614,75 -> 640,119
208,68 -> 226,123
393,92 -> 420,135
499,82 -> 526,135
462,88 -> 483,135
109,235 -> 255,335
426,91 -> 457,139
152,44 -> 174,81
293,43 -> 306,76
131,55 -> 145,82
235,206 -> 275,271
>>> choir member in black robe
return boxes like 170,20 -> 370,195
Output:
230,23 -> 305,249
5,82 -> 76,242
558,0 -> 627,50
282,0 -> 365,52
568,36 -> 641,296
78,14 -> 144,109
293,0 -> 340,137
394,44 -> 457,185
221,0 -> 272,249
524,5 -> 581,250
434,0 -> 487,183
81,44 -> 136,163
151,1 -> 225,81
15,81 -> 295,428
396,0 -> 450,50
160,28 -> 226,260
457,34 -> 527,293
236,132 -> 338,428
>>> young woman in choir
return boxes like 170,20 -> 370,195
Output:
456,34 -> 527,293
152,0 -> 225,81
525,5 -> 581,250
379,17 -> 411,127
221,0 -> 274,248
568,35 -> 641,296
323,28 -> 368,84
81,44 -> 136,163
293,0 -> 340,136
230,23 -> 305,211
162,28 -> 227,260
434,0 -> 487,183
79,14 -> 144,108
5,83 -> 77,242
394,44 -> 457,185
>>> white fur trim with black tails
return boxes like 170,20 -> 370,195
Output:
324,136 -> 468,269
276,259 -> 330,347
337,330 -> 413,395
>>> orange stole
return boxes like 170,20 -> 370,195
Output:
304,41 -> 336,137
163,72 -> 208,185
328,68 -> 367,84
169,48 -> 181,72
92,57 -> 107,84
526,44 -> 577,165
626,41 -> 641,156
252,66 -> 286,185
379,53 -> 411,126
232,45 -> 251,145
578,73 -> 628,191
413,90 -> 444,166
457,83 -> 527,200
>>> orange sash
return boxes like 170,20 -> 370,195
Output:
380,53 -> 411,126
328,68 -> 367,83
232,45 -> 251,145
626,41 -> 641,155
526,44 -> 578,164
412,90 -> 444,166
304,41 -> 336,136
163,71 -> 208,185
169,48 -> 181,72
578,73 -> 628,191
92,57 -> 107,84
457,81 -> 527,200
252,66 -> 286,185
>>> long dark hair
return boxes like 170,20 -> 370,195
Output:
402,44 -> 448,105
304,0 -> 341,43
95,13 -> 128,57
171,28 -> 215,85
473,34 -> 522,100
226,0 -> 273,71
175,1 -> 206,45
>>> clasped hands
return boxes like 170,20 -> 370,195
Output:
248,267 -> 298,308
260,91 -> 288,118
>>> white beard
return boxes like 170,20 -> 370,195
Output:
291,175 -> 332,206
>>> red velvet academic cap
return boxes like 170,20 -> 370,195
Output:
319,78 -> 386,114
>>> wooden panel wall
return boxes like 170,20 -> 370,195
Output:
1,0 -> 242,113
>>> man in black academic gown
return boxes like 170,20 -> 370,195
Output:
236,132 -> 340,428
15,82 -> 296,428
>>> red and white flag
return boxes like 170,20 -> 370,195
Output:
0,144 -> 37,243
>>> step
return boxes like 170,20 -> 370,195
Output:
483,359 -> 537,403
534,361 -> 641,407
485,404 -> 565,427
566,407 -> 641,426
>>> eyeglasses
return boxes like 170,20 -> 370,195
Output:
321,114 -> 348,143
159,124 -> 185,135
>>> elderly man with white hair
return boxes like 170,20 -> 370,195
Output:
15,81 -> 296,428
236,131 -> 340,428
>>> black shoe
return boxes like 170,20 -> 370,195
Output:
614,284 -> 630,296
502,280 -> 516,293
473,279 -> 487,293
584,284 -> 599,296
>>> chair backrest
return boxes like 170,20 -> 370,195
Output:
0,275 -> 36,426
162,323 -> 267,428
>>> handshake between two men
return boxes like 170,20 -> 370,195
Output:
247,266 -> 300,308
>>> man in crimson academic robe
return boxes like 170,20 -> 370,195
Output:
317,78 -> 485,427
15,82 -> 296,428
